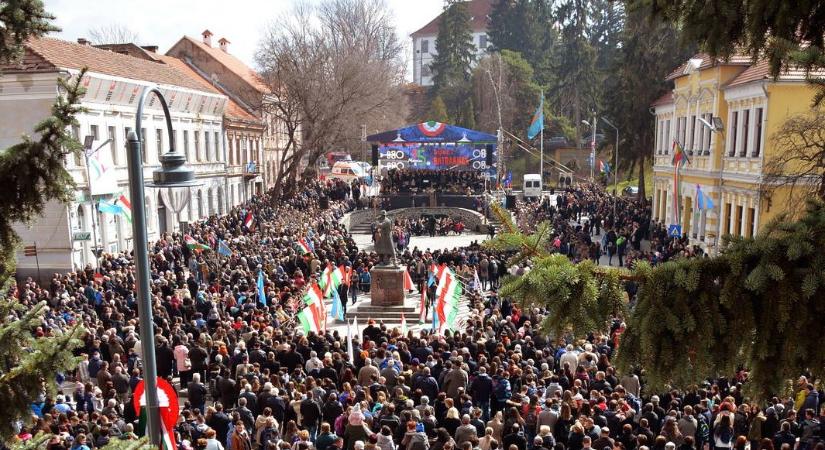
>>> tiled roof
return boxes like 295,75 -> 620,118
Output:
650,92 -> 674,107
411,0 -> 492,37
178,36 -> 269,93
725,59 -> 820,88
666,53 -> 752,80
1,37 -> 211,91
160,54 -> 261,123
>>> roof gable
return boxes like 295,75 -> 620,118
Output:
175,35 -> 269,93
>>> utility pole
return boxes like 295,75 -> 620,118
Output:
590,113 -> 597,181
485,56 -> 504,188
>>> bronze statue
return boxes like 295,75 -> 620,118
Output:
373,210 -> 396,266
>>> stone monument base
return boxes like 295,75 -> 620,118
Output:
370,266 -> 405,306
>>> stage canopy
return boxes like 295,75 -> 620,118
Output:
367,121 -> 497,173
367,121 -> 497,143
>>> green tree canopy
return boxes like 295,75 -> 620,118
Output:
486,198 -> 825,400
630,0 -> 825,105
430,0 -> 476,92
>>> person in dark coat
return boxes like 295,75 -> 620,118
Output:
468,367 -> 494,421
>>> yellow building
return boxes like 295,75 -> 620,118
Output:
651,54 -> 818,252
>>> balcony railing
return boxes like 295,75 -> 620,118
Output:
243,161 -> 260,178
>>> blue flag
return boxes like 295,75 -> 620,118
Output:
98,200 -> 124,216
695,185 -> 715,211
330,287 -> 345,321
218,240 -> 232,257
527,93 -> 544,140
431,302 -> 439,332
257,270 -> 266,306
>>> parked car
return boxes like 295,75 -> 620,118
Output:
622,186 -> 639,197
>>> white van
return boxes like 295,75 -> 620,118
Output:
523,174 -> 542,198
328,161 -> 372,183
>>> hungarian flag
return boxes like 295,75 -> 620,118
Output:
297,237 -> 313,255
184,234 -> 210,252
115,194 -> 133,223
297,303 -> 323,334
400,312 -> 408,335
435,268 -> 462,332
320,264 -> 344,297
243,212 -> 255,230
403,270 -> 414,292
342,265 -> 353,287
303,282 -> 326,328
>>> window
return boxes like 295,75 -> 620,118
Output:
205,132 -> 211,161
194,130 -> 201,162
736,205 -> 744,236
90,124 -> 99,141
703,113 -> 712,151
688,115 -> 695,150
747,207 -> 756,238
421,39 -> 429,54
740,109 -> 749,157
108,126 -> 117,165
422,64 -> 432,77
214,131 -> 220,161
183,130 -> 190,160
479,34 -> 488,50
753,108 -> 763,157
729,111 -> 738,156
724,203 -> 732,235
665,120 -> 671,154
156,129 -> 163,161
697,117 -> 705,153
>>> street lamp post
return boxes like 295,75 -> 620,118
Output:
601,117 -> 619,221
127,86 -> 200,447
484,64 -> 504,189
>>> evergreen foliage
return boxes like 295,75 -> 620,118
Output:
0,0 -> 58,63
487,197 -> 825,400
0,298 -> 85,441
487,0 -> 557,86
427,96 -> 451,123
633,0 -> 825,105
430,0 -> 476,92
0,71 -> 87,288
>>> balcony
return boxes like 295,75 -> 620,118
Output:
242,161 -> 260,178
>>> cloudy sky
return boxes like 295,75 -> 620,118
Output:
46,0 -> 442,77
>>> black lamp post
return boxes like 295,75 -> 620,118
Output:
126,86 -> 200,446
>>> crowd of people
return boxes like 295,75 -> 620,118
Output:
513,184 -> 706,267
5,178 -> 824,450
380,170 -> 487,195
381,216 -> 468,251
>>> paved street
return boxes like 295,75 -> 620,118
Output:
351,231 -> 489,253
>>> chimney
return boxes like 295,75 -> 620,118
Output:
202,29 -> 213,47
141,45 -> 159,53
218,37 -> 230,53
77,38 -> 90,46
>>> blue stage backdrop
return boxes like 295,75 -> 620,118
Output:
367,121 -> 497,174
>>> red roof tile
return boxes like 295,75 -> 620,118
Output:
650,92 -> 674,107
666,53 -> 752,80
725,60 -> 771,87
177,36 -> 269,93
411,0 -> 492,37
1,37 -> 211,91
160,54 -> 261,123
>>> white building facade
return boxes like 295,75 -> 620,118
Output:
0,38 -> 242,278
411,0 -> 492,86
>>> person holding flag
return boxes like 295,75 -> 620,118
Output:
257,269 -> 266,306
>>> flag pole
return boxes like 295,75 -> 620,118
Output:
540,89 -> 544,187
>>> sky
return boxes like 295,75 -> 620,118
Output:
46,0 -> 442,77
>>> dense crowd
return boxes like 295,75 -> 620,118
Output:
380,170 -> 487,195
5,179 -> 824,450
514,184 -> 705,267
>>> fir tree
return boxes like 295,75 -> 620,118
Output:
427,96 -> 451,123
487,0 -> 558,86
430,0 -> 476,93
634,0 -> 825,105
0,2 -> 87,441
486,197 -> 825,401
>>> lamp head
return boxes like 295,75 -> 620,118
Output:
127,130 -> 199,188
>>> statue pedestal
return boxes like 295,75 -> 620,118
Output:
370,266 -> 405,306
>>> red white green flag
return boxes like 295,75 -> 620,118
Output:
434,267 -> 462,333
403,269 -> 414,291
184,234 -> 210,252
297,302 -> 323,334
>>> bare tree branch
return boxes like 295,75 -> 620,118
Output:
87,23 -> 139,44
763,107 -> 825,201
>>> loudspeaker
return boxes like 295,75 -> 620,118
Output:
371,145 -> 379,166
505,194 -> 516,210
485,144 -> 494,166
319,197 -> 329,210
